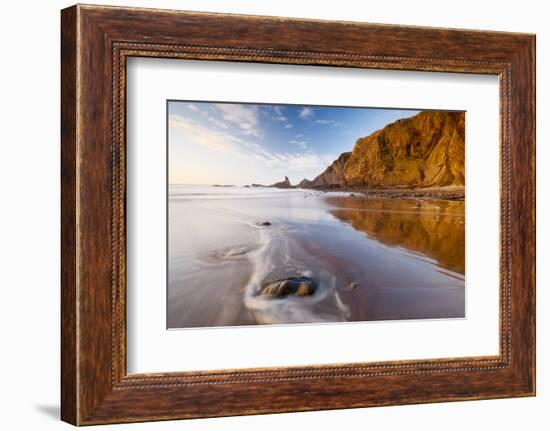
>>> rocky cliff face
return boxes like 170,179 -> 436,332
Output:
305,152 -> 351,188
297,178 -> 313,188
302,111 -> 465,189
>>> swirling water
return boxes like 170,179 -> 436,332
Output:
167,185 -> 465,328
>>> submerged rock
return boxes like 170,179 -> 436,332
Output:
260,276 -> 317,298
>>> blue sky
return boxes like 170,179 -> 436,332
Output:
168,101 -> 419,186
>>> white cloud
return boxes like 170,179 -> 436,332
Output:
200,103 -> 267,137
283,124 -> 293,129
170,107 -> 337,185
169,114 -> 241,152
207,116 -> 229,129
266,106 -> 290,124
171,114 -> 331,176
241,128 -> 262,137
213,103 -> 260,135
314,119 -> 343,127
272,152 -> 334,172
315,119 -> 334,125
289,139 -> 308,150
299,107 -> 314,119
186,103 -> 198,111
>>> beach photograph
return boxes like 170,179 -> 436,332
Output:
167,101 -> 465,329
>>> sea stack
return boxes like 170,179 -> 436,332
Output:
271,176 -> 292,189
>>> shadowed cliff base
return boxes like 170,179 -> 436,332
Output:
303,186 -> 465,201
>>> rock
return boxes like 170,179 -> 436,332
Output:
347,281 -> 358,290
303,111 -> 465,189
305,152 -> 352,189
297,178 -> 314,189
260,276 -> 317,298
270,176 -> 292,189
260,221 -> 271,226
295,281 -> 314,296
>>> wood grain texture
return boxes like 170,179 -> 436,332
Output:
60,4 -> 536,425
60,5 -> 78,425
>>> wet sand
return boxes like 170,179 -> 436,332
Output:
167,185 -> 465,328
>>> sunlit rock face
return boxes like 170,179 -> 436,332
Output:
305,152 -> 351,188
303,111 -> 465,189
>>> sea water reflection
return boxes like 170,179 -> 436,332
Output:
167,186 -> 465,328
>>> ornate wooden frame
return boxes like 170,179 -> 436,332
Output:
61,4 -> 535,425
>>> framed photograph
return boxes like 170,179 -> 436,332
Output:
61,4 -> 536,425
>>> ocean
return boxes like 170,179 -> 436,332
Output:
167,185 -> 465,328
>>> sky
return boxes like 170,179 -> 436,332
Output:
168,101 -> 419,186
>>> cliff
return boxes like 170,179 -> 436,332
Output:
301,111 -> 465,189
304,152 -> 351,188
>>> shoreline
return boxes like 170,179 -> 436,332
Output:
168,186 -> 465,327
222,183 -> 465,201
300,186 -> 465,201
